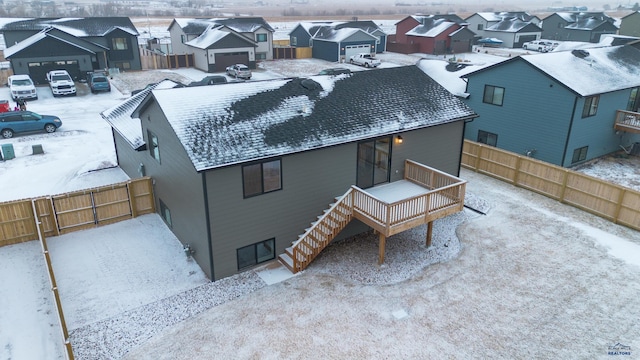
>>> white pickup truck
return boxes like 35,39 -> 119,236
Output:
349,53 -> 381,68
46,70 -> 77,97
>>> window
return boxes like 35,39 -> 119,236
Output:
256,33 -> 267,42
477,24 -> 483,30
256,53 -> 267,60
627,87 -> 639,112
111,37 -> 128,50
582,95 -> 599,118
181,34 -> 186,44
148,130 -> 160,162
291,36 -> 297,46
357,137 -> 391,189
242,159 -> 282,197
159,200 -> 172,228
237,238 -> 275,270
571,146 -> 588,164
477,130 -> 498,146
483,85 -> 504,106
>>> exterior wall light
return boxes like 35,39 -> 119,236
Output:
396,135 -> 403,144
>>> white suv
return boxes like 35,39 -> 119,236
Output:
8,74 -> 38,101
46,70 -> 77,97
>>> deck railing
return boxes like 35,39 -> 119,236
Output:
614,110 -> 640,133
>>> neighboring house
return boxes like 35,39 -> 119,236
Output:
541,12 -> 618,43
0,17 -> 141,83
288,21 -> 388,61
393,14 -> 476,54
167,17 -> 274,65
462,45 -> 640,168
186,25 -> 258,73
465,12 -> 541,39
482,17 -> 544,48
105,65 -> 477,280
619,11 -> 640,38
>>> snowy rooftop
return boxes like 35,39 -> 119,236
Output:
102,80 -> 181,150
486,18 -> 539,33
313,27 -> 375,42
0,17 -> 139,37
465,45 -> 640,97
172,17 -> 274,35
4,28 -> 104,58
406,18 -> 457,37
143,66 -> 476,172
473,12 -> 536,22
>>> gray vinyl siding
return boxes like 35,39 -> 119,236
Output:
541,14 -> 567,40
112,130 -> 146,178
205,122 -> 465,279
620,13 -> 640,37
289,26 -> 312,47
312,40 -> 340,62
464,60 -> 575,166
139,104 -> 211,278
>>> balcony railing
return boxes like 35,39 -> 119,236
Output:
614,110 -> 640,134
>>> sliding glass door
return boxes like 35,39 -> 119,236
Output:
356,137 -> 391,189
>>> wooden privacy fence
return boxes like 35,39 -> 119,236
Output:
0,177 -> 155,247
461,140 -> 640,231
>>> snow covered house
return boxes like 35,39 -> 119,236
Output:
619,11 -> 640,38
288,21 -> 387,62
392,15 -> 477,54
465,12 -> 541,41
541,12 -> 618,43
481,17 -> 543,48
462,45 -> 640,168
167,17 -> 275,67
106,66 -> 477,280
0,17 -> 141,83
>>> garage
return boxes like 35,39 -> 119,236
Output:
28,60 -> 81,84
345,44 -> 372,60
214,52 -> 249,72
515,35 -> 537,49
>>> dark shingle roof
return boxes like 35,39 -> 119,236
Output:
0,17 -> 138,36
175,17 -> 274,35
144,66 -> 477,171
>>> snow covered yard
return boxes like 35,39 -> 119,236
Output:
1,49 -> 640,359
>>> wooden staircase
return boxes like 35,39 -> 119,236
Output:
278,188 -> 354,273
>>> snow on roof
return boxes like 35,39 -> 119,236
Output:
174,17 -> 274,34
313,27 -> 368,42
406,20 -> 456,37
486,18 -> 534,32
0,17 -> 139,37
475,12 -> 534,22
146,66 -> 476,172
3,31 -> 46,57
520,46 -> 640,96
102,80 -> 181,149
466,45 -> 640,97
185,26 -> 230,49
565,17 -> 611,31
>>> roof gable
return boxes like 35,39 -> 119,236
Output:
464,45 -> 640,96
4,28 -> 103,57
0,17 -> 138,37
145,66 -> 476,171
486,18 -> 541,32
185,25 -> 255,49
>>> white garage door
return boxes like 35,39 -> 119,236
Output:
345,44 -> 372,59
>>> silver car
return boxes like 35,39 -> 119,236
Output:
225,64 -> 251,80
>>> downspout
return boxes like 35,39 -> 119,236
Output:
201,172 -> 215,281
458,114 -> 477,177
561,96 -> 579,167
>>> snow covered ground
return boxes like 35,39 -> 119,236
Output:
1,47 -> 640,360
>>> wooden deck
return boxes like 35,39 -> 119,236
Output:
279,160 -> 467,273
614,110 -> 640,134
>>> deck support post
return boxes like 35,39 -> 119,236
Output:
426,221 -> 433,248
378,233 -> 386,265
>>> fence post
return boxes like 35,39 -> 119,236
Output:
474,143 -> 482,171
558,169 -> 569,203
613,188 -> 626,224
513,156 -> 522,186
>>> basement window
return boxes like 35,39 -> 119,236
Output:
237,238 -> 275,270
477,130 -> 498,146
571,146 -> 588,164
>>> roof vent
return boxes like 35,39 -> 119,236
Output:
301,78 -> 320,91
571,49 -> 590,58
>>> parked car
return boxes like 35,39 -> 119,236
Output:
318,68 -> 351,75
522,40 -> 552,52
0,111 -> 62,138
349,53 -> 381,68
189,75 -> 228,87
7,74 -> 38,101
87,71 -> 111,93
225,64 -> 251,79
46,70 -> 77,97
